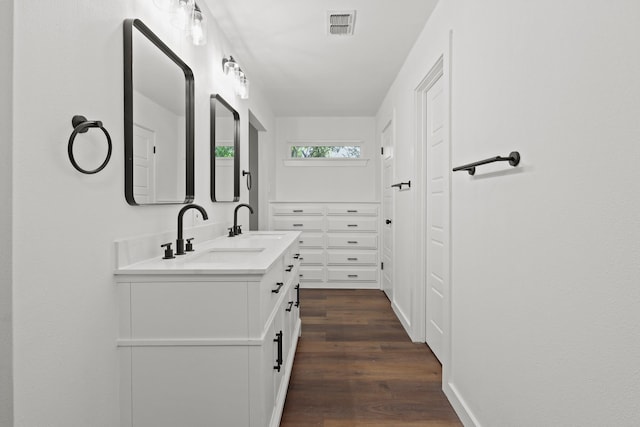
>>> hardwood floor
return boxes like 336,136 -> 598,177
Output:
280,289 -> 462,427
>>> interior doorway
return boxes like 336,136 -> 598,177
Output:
381,118 -> 395,301
416,56 -> 450,364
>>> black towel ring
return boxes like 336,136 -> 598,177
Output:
68,115 -> 112,174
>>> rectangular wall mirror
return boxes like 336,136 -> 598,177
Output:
211,94 -> 240,202
123,18 -> 194,205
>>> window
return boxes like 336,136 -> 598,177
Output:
290,145 -> 361,159
214,146 -> 235,158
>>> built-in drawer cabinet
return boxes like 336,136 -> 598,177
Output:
327,267 -> 378,282
298,267 -> 324,283
271,203 -> 379,289
297,233 -> 324,248
299,250 -> 324,265
327,250 -> 377,266
272,217 -> 324,231
327,234 -> 377,249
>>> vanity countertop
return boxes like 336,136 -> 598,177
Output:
114,231 -> 300,276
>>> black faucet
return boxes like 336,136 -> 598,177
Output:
176,204 -> 209,255
231,203 -> 254,236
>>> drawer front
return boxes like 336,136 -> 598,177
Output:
326,206 -> 378,216
297,233 -> 324,248
327,218 -> 377,232
259,259 -> 285,327
327,234 -> 377,249
272,205 -> 323,216
327,251 -> 377,266
327,267 -> 377,282
299,249 -> 324,265
298,267 -> 324,282
273,217 -> 324,231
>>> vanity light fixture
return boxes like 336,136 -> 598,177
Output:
153,0 -> 207,46
222,56 -> 250,99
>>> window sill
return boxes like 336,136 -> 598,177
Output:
282,158 -> 370,167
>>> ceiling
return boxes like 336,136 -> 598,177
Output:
205,0 -> 439,116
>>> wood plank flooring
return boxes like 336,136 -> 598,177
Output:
280,289 -> 462,427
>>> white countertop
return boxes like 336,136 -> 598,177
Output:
114,231 -> 300,276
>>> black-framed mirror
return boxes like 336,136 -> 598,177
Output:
211,94 -> 240,202
123,18 -> 194,205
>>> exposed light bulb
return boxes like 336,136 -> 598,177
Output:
189,5 -> 206,45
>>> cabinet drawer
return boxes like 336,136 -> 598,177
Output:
272,205 -> 323,216
327,234 -> 377,249
327,218 -> 377,232
327,267 -> 377,282
326,206 -> 378,216
258,260 -> 285,328
297,233 -> 324,248
327,251 -> 377,266
298,267 -> 324,282
299,249 -> 324,265
273,218 -> 324,231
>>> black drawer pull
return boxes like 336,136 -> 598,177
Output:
272,282 -> 284,293
347,210 -> 358,213
286,301 -> 294,312
293,224 -> 303,227
285,264 -> 294,272
293,253 -> 300,259
299,240 -> 304,244
273,331 -> 283,371
295,284 -> 300,307
348,274 -> 359,278
293,209 -> 303,212
347,224 -> 358,227
347,241 -> 358,244
347,257 -> 358,261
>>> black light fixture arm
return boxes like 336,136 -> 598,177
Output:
453,151 -> 520,175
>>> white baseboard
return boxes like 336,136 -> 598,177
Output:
443,380 -> 481,427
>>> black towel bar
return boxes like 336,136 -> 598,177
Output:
391,181 -> 411,190
453,151 -> 520,175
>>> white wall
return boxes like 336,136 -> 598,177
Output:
0,1 -> 13,425
378,0 -> 640,425
274,116 -> 379,202
11,1 -> 274,425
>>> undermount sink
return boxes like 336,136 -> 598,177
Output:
185,247 -> 266,265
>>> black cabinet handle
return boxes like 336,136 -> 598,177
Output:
348,274 -> 358,278
285,264 -> 294,272
386,219 -> 392,224
293,209 -> 303,213
347,224 -> 358,227
273,331 -> 283,372
272,282 -> 284,293
347,257 -> 358,261
293,253 -> 300,259
286,301 -> 294,312
295,284 -> 300,307
347,241 -> 358,244
293,224 -> 303,227
347,210 -> 358,213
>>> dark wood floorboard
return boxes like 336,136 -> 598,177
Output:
280,289 -> 462,427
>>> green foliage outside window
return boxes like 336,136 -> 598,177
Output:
290,146 -> 360,158
215,146 -> 234,158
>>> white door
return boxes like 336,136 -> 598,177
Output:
133,125 -> 156,203
425,75 -> 448,362
381,120 -> 394,300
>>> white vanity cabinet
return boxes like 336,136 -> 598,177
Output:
270,202 -> 380,289
115,233 -> 301,427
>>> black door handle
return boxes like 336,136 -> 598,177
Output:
386,219 -> 392,224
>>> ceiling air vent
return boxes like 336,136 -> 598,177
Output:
327,10 -> 356,36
